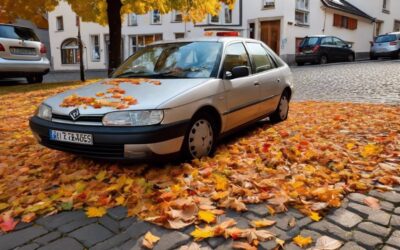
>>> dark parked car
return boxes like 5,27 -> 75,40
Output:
296,35 -> 355,66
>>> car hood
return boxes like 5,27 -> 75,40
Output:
45,78 -> 210,116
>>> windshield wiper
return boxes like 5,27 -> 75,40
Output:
113,71 -> 153,78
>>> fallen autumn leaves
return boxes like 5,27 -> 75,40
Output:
0,82 -> 399,248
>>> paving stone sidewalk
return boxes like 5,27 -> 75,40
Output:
1,187 -> 400,250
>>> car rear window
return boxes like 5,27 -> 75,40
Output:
375,34 -> 397,43
300,37 -> 319,47
0,25 -> 39,41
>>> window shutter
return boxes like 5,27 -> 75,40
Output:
349,18 -> 358,30
333,14 -> 342,27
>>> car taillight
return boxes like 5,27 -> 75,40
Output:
389,41 -> 397,46
40,43 -> 47,54
0,43 -> 5,52
216,31 -> 239,37
312,45 -> 320,53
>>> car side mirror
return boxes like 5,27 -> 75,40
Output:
225,66 -> 249,79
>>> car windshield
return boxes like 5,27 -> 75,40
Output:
375,34 -> 397,43
0,25 -> 39,41
301,37 -> 319,47
113,42 -> 223,79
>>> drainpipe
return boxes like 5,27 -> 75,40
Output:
322,7 -> 327,33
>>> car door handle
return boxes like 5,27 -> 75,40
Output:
253,81 -> 260,86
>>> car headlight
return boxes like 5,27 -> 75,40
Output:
102,110 -> 164,126
36,104 -> 52,121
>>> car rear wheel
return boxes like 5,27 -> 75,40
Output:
297,62 -> 304,66
319,55 -> 328,65
348,53 -> 355,62
270,91 -> 290,123
27,74 -> 43,84
182,113 -> 217,159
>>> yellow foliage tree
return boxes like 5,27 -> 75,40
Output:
0,0 -> 236,72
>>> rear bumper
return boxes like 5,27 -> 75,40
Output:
0,57 -> 50,76
29,116 -> 190,160
295,54 -> 319,63
370,49 -> 398,58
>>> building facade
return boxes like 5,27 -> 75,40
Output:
48,0 -> 400,70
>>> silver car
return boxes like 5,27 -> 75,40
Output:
30,37 -> 294,160
370,32 -> 400,60
0,24 -> 50,83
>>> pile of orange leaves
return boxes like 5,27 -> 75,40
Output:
0,83 -> 399,247
60,78 -> 161,110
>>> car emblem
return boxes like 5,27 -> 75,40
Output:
69,108 -> 80,121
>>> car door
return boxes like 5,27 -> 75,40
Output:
222,42 -> 261,131
320,36 -> 335,60
245,42 -> 280,115
332,37 -> 348,61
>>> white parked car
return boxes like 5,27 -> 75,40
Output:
30,37 -> 294,160
0,24 -> 50,83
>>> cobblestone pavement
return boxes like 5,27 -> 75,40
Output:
292,60 -> 400,105
2,61 -> 400,250
2,188 -> 400,250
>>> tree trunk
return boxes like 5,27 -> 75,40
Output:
106,0 -> 122,76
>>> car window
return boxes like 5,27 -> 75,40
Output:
333,37 -> 346,47
222,43 -> 251,74
300,37 -> 319,47
246,42 -> 275,73
375,34 -> 397,43
321,37 -> 333,45
0,25 -> 39,41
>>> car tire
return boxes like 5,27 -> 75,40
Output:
270,91 -> 290,123
297,62 -> 304,66
319,55 -> 328,65
182,112 -> 218,160
27,74 -> 43,84
348,53 -> 355,62
370,56 -> 378,60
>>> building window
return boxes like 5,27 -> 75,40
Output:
394,20 -> 400,32
128,14 -> 138,26
151,10 -> 161,25
90,35 -> 100,62
383,0 -> 390,13
262,0 -> 275,9
172,11 -> 183,22
129,34 -> 163,55
56,16 -> 64,31
210,14 -> 220,24
333,14 -> 358,30
224,6 -> 233,23
175,33 -> 185,39
295,0 -> 310,25
61,38 -> 79,64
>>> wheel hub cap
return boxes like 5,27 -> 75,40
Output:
188,119 -> 213,158
279,96 -> 289,120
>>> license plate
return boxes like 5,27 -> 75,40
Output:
49,130 -> 93,145
10,47 -> 37,55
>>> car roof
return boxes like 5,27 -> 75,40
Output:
0,23 -> 32,30
305,35 -> 329,38
152,36 -> 263,45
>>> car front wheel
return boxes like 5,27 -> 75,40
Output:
348,53 -> 355,62
27,74 -> 43,84
270,91 -> 290,123
182,113 -> 217,159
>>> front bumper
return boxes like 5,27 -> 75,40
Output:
0,57 -> 50,76
29,116 -> 189,160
